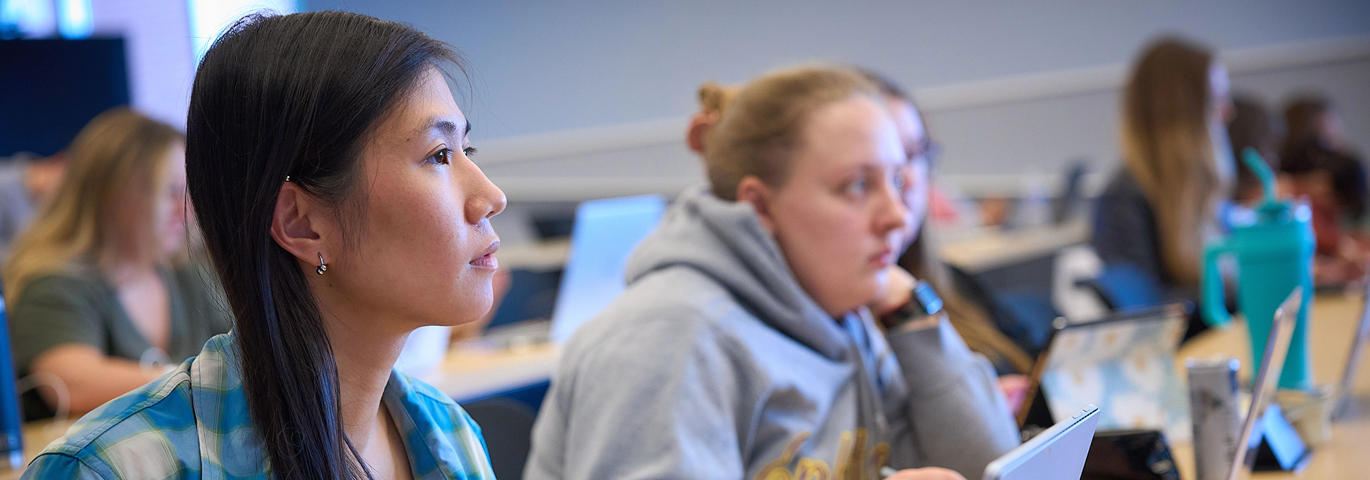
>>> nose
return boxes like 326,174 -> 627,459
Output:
464,164 -> 506,224
877,176 -> 909,236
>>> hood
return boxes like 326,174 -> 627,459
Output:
624,185 -> 850,359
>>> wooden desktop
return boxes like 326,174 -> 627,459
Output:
1170,293 -> 1370,479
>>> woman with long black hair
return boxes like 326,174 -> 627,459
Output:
23,11 -> 503,479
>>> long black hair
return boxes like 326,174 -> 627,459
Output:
185,11 -> 459,479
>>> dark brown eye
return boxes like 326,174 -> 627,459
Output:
427,148 -> 453,165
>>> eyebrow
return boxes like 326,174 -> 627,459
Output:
420,117 -> 472,139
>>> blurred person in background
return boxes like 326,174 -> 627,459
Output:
688,73 -> 1033,394
2,108 -> 230,420
529,65 -> 1017,480
1282,95 -> 1349,159
1280,139 -> 1369,286
1226,95 -> 1280,206
855,70 -> 1034,415
1278,94 -> 1370,284
1090,37 -> 1235,340
0,151 -> 67,260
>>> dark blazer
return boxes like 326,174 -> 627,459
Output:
1090,169 -> 1207,339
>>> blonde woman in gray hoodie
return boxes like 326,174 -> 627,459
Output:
527,65 -> 1020,480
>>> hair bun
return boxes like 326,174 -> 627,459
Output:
697,82 -> 737,114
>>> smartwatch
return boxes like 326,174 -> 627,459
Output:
881,281 -> 944,330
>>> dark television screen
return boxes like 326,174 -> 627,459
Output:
0,38 -> 130,158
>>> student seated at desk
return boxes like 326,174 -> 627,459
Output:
22,12 -> 502,479
1281,95 -> 1350,161
689,74 -> 1033,380
1090,37 -> 1234,340
1226,95 -> 1280,207
2,108 -> 230,420
1280,139 -> 1369,286
1278,95 -> 1369,287
526,66 -> 1019,480
857,70 -> 1035,382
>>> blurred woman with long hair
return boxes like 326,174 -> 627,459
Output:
853,70 -> 1035,376
1090,37 -> 1235,338
3,108 -> 229,419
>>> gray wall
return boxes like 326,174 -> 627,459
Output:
308,0 -> 1370,138
304,0 -> 1370,201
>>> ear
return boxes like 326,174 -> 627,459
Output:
736,175 -> 777,233
269,183 -> 329,267
685,111 -> 718,155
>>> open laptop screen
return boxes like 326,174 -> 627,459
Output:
550,195 -> 667,343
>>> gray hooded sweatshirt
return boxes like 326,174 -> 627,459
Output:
526,187 -> 1020,480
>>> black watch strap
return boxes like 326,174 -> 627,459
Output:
883,281 -> 944,328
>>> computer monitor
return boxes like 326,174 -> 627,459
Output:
0,39 -> 130,157
549,195 -> 666,343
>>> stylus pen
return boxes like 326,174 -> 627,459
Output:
880,466 -> 899,478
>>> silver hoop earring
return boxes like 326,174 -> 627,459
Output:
316,253 -> 328,275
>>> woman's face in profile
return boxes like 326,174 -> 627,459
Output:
157,143 -> 188,257
325,67 -> 507,330
884,98 -> 929,251
760,95 -> 909,316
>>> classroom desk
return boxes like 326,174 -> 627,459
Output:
420,341 -> 560,404
939,221 -> 1090,274
0,420 -> 72,480
494,221 -> 1095,275
1171,293 -> 1370,480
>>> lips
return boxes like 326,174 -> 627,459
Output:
870,246 -> 895,268
470,239 -> 500,269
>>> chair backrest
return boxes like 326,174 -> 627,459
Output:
462,397 -> 537,480
1085,263 -> 1164,311
1051,245 -> 1108,322
1052,160 -> 1090,225
0,299 -> 25,466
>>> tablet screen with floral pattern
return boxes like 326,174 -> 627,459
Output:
1040,311 -> 1189,441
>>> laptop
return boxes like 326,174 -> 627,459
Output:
1021,303 -> 1190,440
1225,288 -> 1301,480
983,405 -> 1101,480
549,195 -> 667,343
1335,281 -> 1370,419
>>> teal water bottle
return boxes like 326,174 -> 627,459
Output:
1202,148 -> 1314,391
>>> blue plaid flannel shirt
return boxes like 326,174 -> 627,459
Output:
20,333 -> 496,479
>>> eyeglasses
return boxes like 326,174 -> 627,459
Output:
910,141 -> 942,169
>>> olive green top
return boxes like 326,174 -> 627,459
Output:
7,263 -> 232,418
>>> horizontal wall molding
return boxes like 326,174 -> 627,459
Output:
497,173 -> 1110,204
494,176 -> 701,203
916,33 -> 1370,112
477,34 -> 1370,170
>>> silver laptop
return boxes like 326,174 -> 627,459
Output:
549,195 -> 667,343
1225,288 -> 1301,480
1335,282 -> 1370,419
982,405 -> 1100,480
